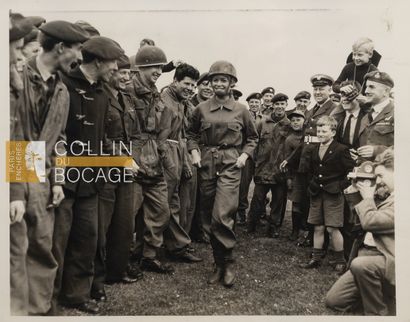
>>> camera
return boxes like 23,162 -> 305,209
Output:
347,161 -> 376,187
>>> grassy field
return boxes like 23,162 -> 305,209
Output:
61,201 -> 349,316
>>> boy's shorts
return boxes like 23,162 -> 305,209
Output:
308,191 -> 344,227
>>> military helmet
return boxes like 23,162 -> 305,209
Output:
208,60 -> 237,82
134,46 -> 167,67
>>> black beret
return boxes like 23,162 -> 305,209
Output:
261,87 -> 275,95
232,89 -> 243,98
246,92 -> 262,102
10,18 -> 33,42
75,20 -> 100,38
364,71 -> 394,88
117,53 -> 130,69
82,36 -> 124,60
272,93 -> 289,103
294,90 -> 311,101
310,74 -> 334,87
288,110 -> 305,119
39,20 -> 89,43
197,72 -> 209,85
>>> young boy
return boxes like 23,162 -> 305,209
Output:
333,37 -> 378,102
300,116 -> 355,273
280,110 -> 307,241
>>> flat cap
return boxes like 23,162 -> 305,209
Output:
246,92 -> 262,102
232,89 -> 243,98
294,90 -> 311,101
272,93 -> 289,103
364,71 -> 394,88
197,72 -> 209,86
82,36 -> 124,60
288,110 -> 305,119
75,20 -> 100,38
339,80 -> 361,102
310,74 -> 334,87
39,20 -> 89,43
117,53 -> 130,69
10,17 -> 33,42
261,87 -> 275,95
10,13 -> 45,27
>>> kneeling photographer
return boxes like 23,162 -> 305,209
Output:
325,147 -> 394,315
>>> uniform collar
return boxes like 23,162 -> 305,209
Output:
209,96 -> 236,112
372,98 -> 390,114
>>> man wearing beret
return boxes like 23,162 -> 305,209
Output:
92,54 -> 142,301
53,36 -> 123,314
260,86 -> 275,116
191,72 -> 213,106
12,20 -> 88,315
126,46 -> 175,274
236,92 -> 263,225
286,90 -> 311,116
354,71 -> 394,160
248,93 -> 291,237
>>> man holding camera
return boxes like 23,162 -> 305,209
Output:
325,148 -> 395,315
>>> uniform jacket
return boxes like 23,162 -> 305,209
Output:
126,71 -> 170,182
307,139 -> 355,196
61,66 -> 109,196
355,194 -> 395,285
21,56 -> 70,186
254,115 -> 291,184
357,100 -> 394,158
298,99 -> 338,172
161,86 -> 193,174
102,84 -> 139,156
187,96 -> 258,180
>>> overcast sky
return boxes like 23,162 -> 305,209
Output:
19,2 -> 398,108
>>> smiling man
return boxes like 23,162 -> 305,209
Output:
53,36 -> 123,314
160,64 -> 203,263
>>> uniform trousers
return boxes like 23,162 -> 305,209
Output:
179,165 -> 197,233
10,181 -> 57,315
199,165 -> 240,264
248,183 -> 287,228
93,181 -> 136,289
54,191 -> 98,305
133,179 -> 170,259
237,158 -> 254,217
326,247 -> 395,315
163,142 -> 192,252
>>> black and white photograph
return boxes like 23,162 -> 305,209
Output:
4,0 -> 410,319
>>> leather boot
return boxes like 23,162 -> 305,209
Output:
222,262 -> 235,287
207,264 -> 223,284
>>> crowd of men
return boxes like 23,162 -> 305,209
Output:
9,12 -> 395,316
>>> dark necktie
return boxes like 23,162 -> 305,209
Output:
342,114 -> 353,145
368,108 -> 375,123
